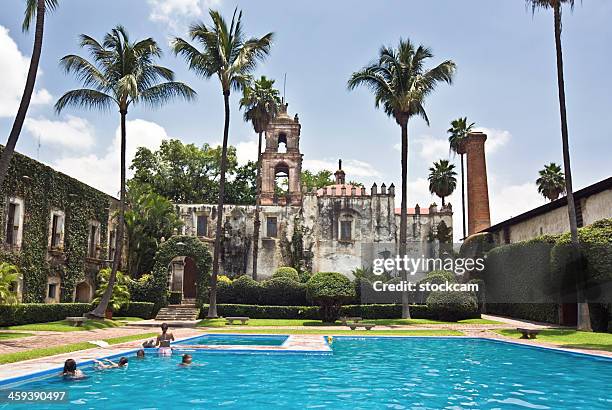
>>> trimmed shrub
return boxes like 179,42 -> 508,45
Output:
216,280 -> 237,304
115,302 -> 156,319
232,275 -> 261,304
0,303 -> 93,326
168,291 -> 182,305
272,267 -> 300,282
128,274 -> 158,303
426,291 -> 478,322
306,272 -> 356,322
260,277 -> 308,306
426,270 -> 456,282
198,303 -> 432,320
298,270 -> 312,283
486,303 -> 558,324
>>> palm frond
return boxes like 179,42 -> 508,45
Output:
54,89 -> 115,114
23,0 -> 59,32
138,82 -> 197,108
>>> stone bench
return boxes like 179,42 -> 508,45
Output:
517,328 -> 540,339
65,316 -> 86,327
348,323 -> 375,331
340,316 -> 362,326
225,317 -> 249,325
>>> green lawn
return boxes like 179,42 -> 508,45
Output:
0,332 -> 34,340
0,332 -> 158,365
495,329 -> 612,352
198,317 -> 501,328
4,318 -> 141,332
205,328 -> 463,336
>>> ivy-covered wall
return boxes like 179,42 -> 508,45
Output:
0,148 -> 117,303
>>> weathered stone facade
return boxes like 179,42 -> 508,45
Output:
175,104 -> 453,280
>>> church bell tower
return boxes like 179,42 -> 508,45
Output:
259,102 -> 303,206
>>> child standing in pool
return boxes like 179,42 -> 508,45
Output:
155,323 -> 174,356
61,359 -> 85,379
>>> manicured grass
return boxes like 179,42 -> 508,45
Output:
204,328 -> 463,336
197,318 -> 501,328
113,317 -> 145,322
5,318 -> 141,332
0,332 -> 34,340
0,342 -> 96,364
0,332 -> 158,365
104,332 -> 157,345
495,329 -> 612,352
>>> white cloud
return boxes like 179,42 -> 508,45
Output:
148,0 -> 221,30
488,180 -> 546,224
475,127 -> 511,154
235,139 -> 259,165
52,119 -> 169,196
25,115 -> 96,150
0,25 -> 52,117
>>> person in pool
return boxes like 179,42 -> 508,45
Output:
94,357 -> 128,369
155,323 -> 174,356
61,359 -> 85,379
136,349 -> 145,358
178,354 -> 192,366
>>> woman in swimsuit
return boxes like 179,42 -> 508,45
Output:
61,359 -> 85,379
155,323 -> 174,356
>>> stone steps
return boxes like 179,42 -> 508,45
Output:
155,305 -> 200,321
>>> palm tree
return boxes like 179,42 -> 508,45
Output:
56,26 -> 195,318
173,9 -> 273,318
0,0 -> 59,190
447,117 -> 475,239
536,162 -> 566,201
239,76 -> 281,280
348,39 -> 455,318
428,159 -> 457,207
527,0 -> 590,331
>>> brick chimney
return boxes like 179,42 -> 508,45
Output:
465,132 -> 491,235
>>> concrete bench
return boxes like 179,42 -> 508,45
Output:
65,316 -> 86,327
340,316 -> 362,326
517,328 -> 540,339
225,317 -> 249,325
348,323 -> 375,331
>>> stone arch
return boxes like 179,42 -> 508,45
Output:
151,235 -> 212,304
74,281 -> 93,303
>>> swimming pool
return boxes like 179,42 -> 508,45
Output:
174,334 -> 288,346
1,337 -> 611,409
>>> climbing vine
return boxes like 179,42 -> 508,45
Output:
150,235 -> 212,306
0,150 -> 111,302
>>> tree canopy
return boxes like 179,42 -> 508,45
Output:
129,139 -> 256,205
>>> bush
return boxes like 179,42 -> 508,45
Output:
0,303 -> 93,326
426,291 -> 478,322
216,280 -> 236,304
115,302 -> 156,319
198,303 -> 432,320
128,274 -> 158,303
260,277 -> 308,306
168,291 -> 182,305
232,275 -> 261,304
272,267 -> 300,282
298,270 -> 312,283
306,272 -> 356,322
426,270 -> 456,282
486,303 -> 558,324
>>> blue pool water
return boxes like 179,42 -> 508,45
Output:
2,337 -> 611,409
174,334 -> 288,346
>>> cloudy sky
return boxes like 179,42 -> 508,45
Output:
1,0 -> 611,241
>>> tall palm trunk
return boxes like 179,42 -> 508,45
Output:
89,109 -> 127,318
460,153 -> 466,239
252,130 -> 263,280
552,4 -> 591,331
209,90 -> 231,318
0,0 -> 45,189
399,119 -> 410,319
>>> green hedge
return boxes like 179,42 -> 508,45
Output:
168,291 -> 182,305
198,303 -> 433,320
272,267 -> 300,282
115,302 -> 156,319
0,301 -> 157,326
0,303 -> 93,326
216,276 -> 309,306
426,291 -> 479,322
486,303 -> 559,324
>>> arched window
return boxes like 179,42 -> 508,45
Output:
274,163 -> 290,195
277,132 -> 287,153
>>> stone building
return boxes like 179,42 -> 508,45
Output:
0,149 -> 119,303
174,103 -> 453,290
482,176 -> 612,244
